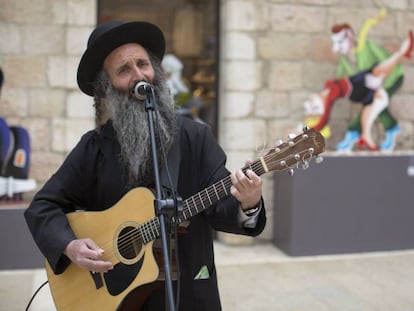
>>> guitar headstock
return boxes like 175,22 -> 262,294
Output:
263,127 -> 325,175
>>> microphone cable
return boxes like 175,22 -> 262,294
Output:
25,280 -> 49,311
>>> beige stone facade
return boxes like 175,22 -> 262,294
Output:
1,0 -> 414,243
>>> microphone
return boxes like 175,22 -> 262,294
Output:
132,81 -> 153,100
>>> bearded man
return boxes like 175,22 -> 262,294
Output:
24,21 -> 266,310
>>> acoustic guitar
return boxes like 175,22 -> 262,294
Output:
45,127 -> 325,310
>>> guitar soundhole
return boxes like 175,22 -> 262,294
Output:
117,226 -> 143,260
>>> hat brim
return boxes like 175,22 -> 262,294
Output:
77,21 -> 165,96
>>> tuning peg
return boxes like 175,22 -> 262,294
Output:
301,160 -> 309,170
288,168 -> 294,176
275,139 -> 284,147
302,126 -> 310,133
287,133 -> 296,140
315,155 -> 324,164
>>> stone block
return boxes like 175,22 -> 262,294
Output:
52,0 -> 68,25
302,62 -> 336,91
0,0 -> 52,24
66,91 -> 95,118
309,35 -> 339,63
290,90 -> 312,119
267,119 -> 300,143
0,88 -> 29,117
65,119 -> 94,151
48,56 -> 66,88
224,60 -> 262,91
396,12 -> 414,39
221,119 -> 267,151
3,56 -> 46,88
222,92 -> 254,118
224,150 -> 258,173
256,90 -> 289,119
18,118 -> 50,152
52,118 -> 94,152
30,151 -> 64,183
269,61 -> 302,91
389,94 -> 414,121
0,23 -> 21,53
22,25 -> 65,55
258,34 -> 309,60
50,118 -> 66,152
223,32 -> 256,60
67,0 -> 96,25
29,89 -> 65,117
225,1 -> 267,31
399,65 -> 414,93
66,26 -> 93,55
66,56 -> 81,89
269,4 -> 326,33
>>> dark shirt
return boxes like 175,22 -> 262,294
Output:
24,116 -> 266,310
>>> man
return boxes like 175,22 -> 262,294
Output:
331,8 -> 404,151
24,21 -> 266,310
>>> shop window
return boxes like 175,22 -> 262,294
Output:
98,0 -> 220,134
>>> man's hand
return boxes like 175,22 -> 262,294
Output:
64,238 -> 113,273
230,160 -> 262,211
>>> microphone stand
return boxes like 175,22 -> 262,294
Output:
143,87 -> 176,311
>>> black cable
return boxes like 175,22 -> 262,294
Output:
25,280 -> 49,311
173,226 -> 181,311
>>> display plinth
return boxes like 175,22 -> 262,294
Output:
0,204 -> 44,269
273,153 -> 414,256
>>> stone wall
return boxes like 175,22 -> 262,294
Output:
219,0 -> 414,242
0,0 -> 97,187
1,0 -> 414,244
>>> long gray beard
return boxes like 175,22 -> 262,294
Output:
106,83 -> 176,188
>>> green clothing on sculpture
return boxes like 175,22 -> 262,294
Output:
337,40 -> 403,131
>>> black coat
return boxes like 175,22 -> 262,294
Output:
25,116 -> 266,310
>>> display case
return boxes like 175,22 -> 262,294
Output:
273,153 -> 414,256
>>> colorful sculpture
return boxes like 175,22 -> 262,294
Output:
304,30 -> 413,151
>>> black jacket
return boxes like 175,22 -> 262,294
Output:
25,116 -> 266,310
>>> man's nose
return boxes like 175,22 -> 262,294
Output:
131,66 -> 145,81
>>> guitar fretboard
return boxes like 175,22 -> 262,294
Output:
177,158 -> 266,223
139,158 -> 266,244
138,127 -> 324,245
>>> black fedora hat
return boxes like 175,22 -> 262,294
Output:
77,21 -> 166,96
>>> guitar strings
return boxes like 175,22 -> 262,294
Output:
99,145 -> 309,257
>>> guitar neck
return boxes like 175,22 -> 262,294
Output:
139,158 -> 266,244
139,127 -> 325,244
177,158 -> 266,223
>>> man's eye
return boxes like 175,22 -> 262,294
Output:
137,61 -> 149,68
118,67 -> 129,74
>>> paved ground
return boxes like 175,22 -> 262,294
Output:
1,242 -> 414,311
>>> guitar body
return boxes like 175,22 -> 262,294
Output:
45,187 -> 159,311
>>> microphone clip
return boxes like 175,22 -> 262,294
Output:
132,81 -> 153,100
